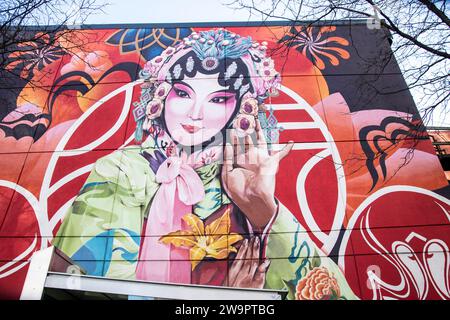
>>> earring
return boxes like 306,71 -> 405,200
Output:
153,82 -> 171,100
232,97 -> 259,137
143,81 -> 172,131
240,97 -> 259,115
146,99 -> 163,120
146,82 -> 171,120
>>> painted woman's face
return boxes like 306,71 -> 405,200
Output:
164,73 -> 237,146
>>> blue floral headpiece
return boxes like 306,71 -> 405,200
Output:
189,29 -> 253,59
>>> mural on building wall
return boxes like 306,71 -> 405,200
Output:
0,24 -> 449,300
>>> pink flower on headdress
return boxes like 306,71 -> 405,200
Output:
144,60 -> 159,75
147,55 -> 166,76
249,46 -> 265,60
146,98 -> 163,120
263,73 -> 281,96
154,82 -> 172,100
240,97 -> 259,116
260,58 -> 274,70
233,114 -> 256,137
161,46 -> 176,58
259,65 -> 277,83
174,42 -> 184,52
249,54 -> 281,97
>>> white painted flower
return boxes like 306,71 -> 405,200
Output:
154,82 -> 172,100
259,66 -> 277,83
233,114 -> 256,137
259,58 -> 275,70
161,46 -> 176,58
143,61 -> 158,77
150,55 -> 165,69
240,97 -> 259,116
146,98 -> 163,120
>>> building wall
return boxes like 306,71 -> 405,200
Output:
428,130 -> 450,181
0,22 -> 449,300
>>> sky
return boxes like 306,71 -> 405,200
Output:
84,0 -> 261,25
82,0 -> 448,127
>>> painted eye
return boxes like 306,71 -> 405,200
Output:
174,88 -> 190,98
210,96 -> 230,104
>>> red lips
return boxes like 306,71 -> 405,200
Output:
182,124 -> 201,133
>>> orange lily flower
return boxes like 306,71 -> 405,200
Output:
159,208 -> 243,270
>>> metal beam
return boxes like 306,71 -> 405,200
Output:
20,247 -> 55,300
432,141 -> 450,146
426,126 -> 450,131
44,272 -> 286,300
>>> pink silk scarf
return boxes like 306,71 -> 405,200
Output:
135,156 -> 205,283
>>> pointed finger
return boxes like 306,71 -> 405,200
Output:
244,135 -> 257,166
235,238 -> 249,261
244,134 -> 255,153
255,118 -> 268,150
244,134 -> 250,154
229,239 -> 248,283
222,143 -> 234,173
245,237 -> 255,261
242,237 -> 255,274
273,141 -> 294,161
248,237 -> 261,276
253,260 -> 270,288
252,236 -> 260,261
256,259 -> 271,275
230,129 -> 240,156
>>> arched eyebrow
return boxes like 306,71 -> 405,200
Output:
209,90 -> 235,95
173,80 -> 193,91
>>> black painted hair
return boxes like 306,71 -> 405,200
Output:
167,50 -> 254,97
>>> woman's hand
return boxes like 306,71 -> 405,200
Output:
227,237 -> 270,289
221,119 -> 294,229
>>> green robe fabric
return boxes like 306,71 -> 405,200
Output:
53,141 -> 357,299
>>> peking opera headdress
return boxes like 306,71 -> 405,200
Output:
132,28 -> 284,146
